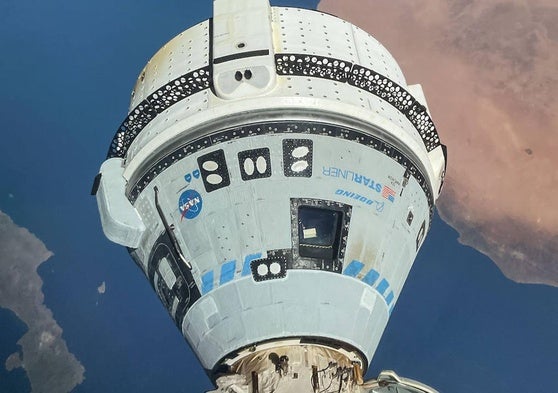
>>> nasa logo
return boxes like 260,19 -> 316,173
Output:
178,189 -> 203,220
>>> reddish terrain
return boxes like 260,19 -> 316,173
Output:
320,0 -> 558,285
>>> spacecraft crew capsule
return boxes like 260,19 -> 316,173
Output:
93,0 -> 446,392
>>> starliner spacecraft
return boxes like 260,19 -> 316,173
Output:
92,0 -> 447,391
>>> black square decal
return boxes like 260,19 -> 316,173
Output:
197,149 -> 231,192
238,148 -> 271,181
251,256 -> 287,282
283,139 -> 313,177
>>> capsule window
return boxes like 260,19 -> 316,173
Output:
298,206 -> 343,260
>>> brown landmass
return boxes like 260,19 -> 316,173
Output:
0,211 -> 85,392
319,0 -> 558,286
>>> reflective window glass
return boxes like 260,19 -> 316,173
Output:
298,206 -> 342,260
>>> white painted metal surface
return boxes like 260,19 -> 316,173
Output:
96,158 -> 145,248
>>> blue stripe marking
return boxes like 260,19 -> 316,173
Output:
242,253 -> 262,276
201,271 -> 214,294
219,260 -> 236,285
385,291 -> 394,306
362,269 -> 380,286
376,278 -> 389,295
343,260 -> 364,277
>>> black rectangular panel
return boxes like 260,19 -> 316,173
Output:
238,148 -> 272,181
283,139 -> 313,177
197,149 -> 231,192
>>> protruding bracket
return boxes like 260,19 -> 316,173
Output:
96,158 -> 145,248
212,0 -> 277,99
371,370 -> 440,393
